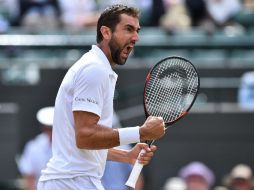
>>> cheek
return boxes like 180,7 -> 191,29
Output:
114,33 -> 129,46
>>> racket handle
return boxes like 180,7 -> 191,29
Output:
125,149 -> 146,188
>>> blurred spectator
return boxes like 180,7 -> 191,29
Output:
0,0 -> 19,32
185,0 -> 208,27
242,0 -> 254,10
17,106 -> 54,190
97,0 -> 155,26
18,0 -> 61,29
101,111 -> 144,190
238,71 -> 254,110
163,177 -> 187,190
148,0 -> 166,26
224,164 -> 254,190
58,0 -> 99,29
160,0 -> 191,32
179,161 -> 215,190
58,0 -> 154,29
204,0 -> 242,27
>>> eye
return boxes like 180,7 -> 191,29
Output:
126,26 -> 133,32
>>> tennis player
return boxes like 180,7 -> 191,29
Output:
38,4 -> 165,190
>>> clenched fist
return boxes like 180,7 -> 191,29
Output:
139,116 -> 165,142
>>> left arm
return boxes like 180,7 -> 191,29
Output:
107,143 -> 157,165
23,175 -> 36,190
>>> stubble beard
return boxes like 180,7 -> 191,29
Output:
109,36 -> 127,66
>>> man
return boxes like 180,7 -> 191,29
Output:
38,4 -> 165,190
18,106 -> 54,190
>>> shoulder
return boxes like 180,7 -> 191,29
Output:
74,62 -> 109,87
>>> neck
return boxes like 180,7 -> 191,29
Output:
97,43 -> 115,67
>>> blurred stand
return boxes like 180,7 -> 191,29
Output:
17,107 -> 54,190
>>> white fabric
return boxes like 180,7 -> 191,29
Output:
38,176 -> 104,190
118,127 -> 140,145
18,133 -> 52,184
39,45 -> 118,186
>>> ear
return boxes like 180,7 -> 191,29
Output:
100,26 -> 112,41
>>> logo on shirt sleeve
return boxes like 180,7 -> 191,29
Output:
74,97 -> 98,105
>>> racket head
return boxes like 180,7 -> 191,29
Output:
143,56 -> 200,127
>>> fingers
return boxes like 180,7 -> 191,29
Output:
137,143 -> 151,151
137,144 -> 157,165
157,116 -> 166,129
146,116 -> 164,124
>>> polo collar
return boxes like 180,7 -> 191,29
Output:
91,45 -> 118,80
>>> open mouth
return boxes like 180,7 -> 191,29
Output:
122,45 -> 133,58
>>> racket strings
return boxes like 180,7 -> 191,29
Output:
160,71 -> 185,120
145,58 -> 199,123
148,72 -> 183,121
146,64 -> 183,121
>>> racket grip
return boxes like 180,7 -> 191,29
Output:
125,149 -> 146,188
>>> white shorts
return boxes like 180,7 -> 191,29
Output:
37,176 -> 105,190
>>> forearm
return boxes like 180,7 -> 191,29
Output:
76,125 -> 140,150
107,148 -> 133,164
76,124 -> 120,149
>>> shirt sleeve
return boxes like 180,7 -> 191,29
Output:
72,64 -> 107,117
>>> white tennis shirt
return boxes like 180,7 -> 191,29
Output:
39,45 -> 118,182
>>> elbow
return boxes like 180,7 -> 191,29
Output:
75,136 -> 84,149
75,131 -> 94,149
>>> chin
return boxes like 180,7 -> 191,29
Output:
115,58 -> 127,66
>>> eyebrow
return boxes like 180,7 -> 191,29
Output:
125,24 -> 141,33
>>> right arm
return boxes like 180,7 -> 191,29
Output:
73,111 -> 165,150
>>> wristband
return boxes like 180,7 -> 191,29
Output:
118,126 -> 140,145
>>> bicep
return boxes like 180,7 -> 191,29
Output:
73,112 -> 119,149
73,111 -> 99,136
73,110 -> 120,149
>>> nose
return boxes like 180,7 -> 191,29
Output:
132,31 -> 139,43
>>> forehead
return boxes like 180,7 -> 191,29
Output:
118,13 -> 140,28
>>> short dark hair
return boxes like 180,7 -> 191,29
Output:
96,4 -> 140,43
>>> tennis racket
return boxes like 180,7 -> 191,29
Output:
125,56 -> 200,189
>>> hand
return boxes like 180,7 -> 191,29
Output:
127,143 -> 157,165
139,116 -> 165,142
